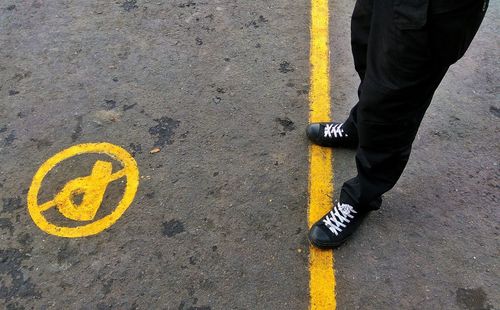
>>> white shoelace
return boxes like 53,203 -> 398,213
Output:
324,123 -> 348,138
322,203 -> 357,235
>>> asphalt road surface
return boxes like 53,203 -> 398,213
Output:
1,0 -> 498,309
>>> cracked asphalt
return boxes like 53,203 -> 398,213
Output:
1,0 -> 498,309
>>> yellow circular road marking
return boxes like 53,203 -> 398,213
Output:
27,143 -> 139,238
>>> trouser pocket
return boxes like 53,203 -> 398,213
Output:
393,0 -> 429,29
429,0 -> 487,66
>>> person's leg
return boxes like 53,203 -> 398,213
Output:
309,0 -> 488,248
305,0 -> 373,147
351,0 -> 372,84
342,0 -> 488,211
343,0 -> 373,138
341,67 -> 448,210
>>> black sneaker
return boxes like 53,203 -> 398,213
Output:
308,202 -> 368,248
306,122 -> 357,148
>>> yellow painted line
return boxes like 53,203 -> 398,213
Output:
309,0 -> 336,309
27,143 -> 139,238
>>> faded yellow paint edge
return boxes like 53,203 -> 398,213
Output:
308,0 -> 336,309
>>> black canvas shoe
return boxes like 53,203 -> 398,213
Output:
306,122 -> 357,148
309,202 -> 368,248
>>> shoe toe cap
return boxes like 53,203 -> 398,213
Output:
308,225 -> 334,247
306,124 -> 321,140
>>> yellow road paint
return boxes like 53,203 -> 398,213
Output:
309,0 -> 336,309
27,143 -> 139,238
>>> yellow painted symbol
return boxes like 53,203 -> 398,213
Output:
27,143 -> 139,238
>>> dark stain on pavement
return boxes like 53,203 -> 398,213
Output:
189,256 -> 196,265
245,15 -> 268,28
13,71 -> 32,82
8,90 -> 19,96
456,287 -> 494,310
297,86 -> 309,96
178,1 -> 197,8
162,219 -> 185,237
121,0 -> 138,12
17,233 -> 33,247
2,197 -> 23,213
0,218 -> 14,235
123,103 -> 137,111
32,0 -> 42,9
103,99 -> 117,110
30,137 -> 53,150
489,106 -> 500,118
258,15 -> 268,23
148,116 -> 180,147
279,61 -> 294,73
12,71 -> 32,82
202,25 -> 215,33
57,242 -> 78,264
275,117 -> 295,132
3,131 -> 16,146
178,300 -> 211,310
6,4 -> 16,11
129,143 -> 142,157
96,302 -> 112,310
71,116 -> 83,142
0,249 -> 40,302
102,279 -> 113,295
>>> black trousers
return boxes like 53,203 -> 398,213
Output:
340,0 -> 488,211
